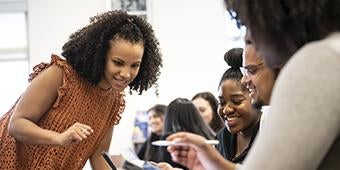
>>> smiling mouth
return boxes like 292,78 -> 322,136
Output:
113,77 -> 129,86
224,115 -> 241,121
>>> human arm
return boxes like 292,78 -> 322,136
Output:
166,132 -> 236,170
240,42 -> 340,169
90,126 -> 114,170
8,65 -> 93,146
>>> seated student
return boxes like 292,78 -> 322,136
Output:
157,98 -> 215,170
155,47 -> 267,170
137,104 -> 167,162
165,0 -> 340,169
215,48 -> 261,163
192,92 -> 224,134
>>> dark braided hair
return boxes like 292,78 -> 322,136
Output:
224,0 -> 340,69
62,10 -> 162,94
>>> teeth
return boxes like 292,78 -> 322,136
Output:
224,115 -> 240,121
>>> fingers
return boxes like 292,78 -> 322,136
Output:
167,145 -> 190,166
74,128 -> 88,140
156,162 -> 173,170
75,122 -> 94,133
59,122 -> 94,146
74,122 -> 94,140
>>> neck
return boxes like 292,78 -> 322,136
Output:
239,117 -> 260,138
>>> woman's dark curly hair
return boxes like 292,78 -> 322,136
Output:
224,0 -> 340,68
62,10 -> 162,94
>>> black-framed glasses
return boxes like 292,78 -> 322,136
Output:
240,63 -> 263,77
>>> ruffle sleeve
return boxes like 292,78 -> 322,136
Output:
28,54 -> 75,108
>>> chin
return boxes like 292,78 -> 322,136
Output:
112,85 -> 128,92
252,100 -> 264,110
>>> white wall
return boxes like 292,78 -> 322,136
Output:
27,0 -> 240,162
28,0 -> 108,66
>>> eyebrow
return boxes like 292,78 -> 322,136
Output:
112,57 -> 142,64
218,94 -> 245,99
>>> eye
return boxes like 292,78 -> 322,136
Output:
112,59 -> 124,66
245,38 -> 253,45
199,108 -> 205,112
232,98 -> 244,105
131,63 -> 140,69
247,67 -> 258,75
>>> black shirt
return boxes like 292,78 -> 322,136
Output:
137,133 -> 161,162
215,122 -> 260,163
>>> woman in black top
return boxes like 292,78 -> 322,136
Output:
137,104 -> 167,162
215,48 -> 261,163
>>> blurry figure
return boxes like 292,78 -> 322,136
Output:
192,92 -> 224,133
137,104 -> 167,162
158,98 -> 215,170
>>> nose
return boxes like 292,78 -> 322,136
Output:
219,104 -> 234,117
119,66 -> 131,79
241,74 -> 250,85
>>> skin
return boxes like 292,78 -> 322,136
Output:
166,132 -> 236,170
148,110 -> 164,135
161,33 -> 273,170
241,31 -> 275,106
192,97 -> 214,125
8,38 -> 144,170
98,38 -> 144,91
218,79 -> 260,157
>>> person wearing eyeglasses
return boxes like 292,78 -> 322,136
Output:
241,30 -> 276,130
240,30 -> 275,111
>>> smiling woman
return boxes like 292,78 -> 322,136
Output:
215,48 -> 261,163
0,10 -> 162,170
136,104 -> 167,162
100,38 -> 144,91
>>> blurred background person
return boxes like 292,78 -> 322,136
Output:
137,104 -> 167,162
158,98 -> 215,170
192,91 -> 224,133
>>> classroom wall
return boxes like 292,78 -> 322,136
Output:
27,0 -> 239,156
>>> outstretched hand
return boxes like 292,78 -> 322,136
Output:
166,132 -> 235,170
166,132 -> 209,170
56,122 -> 93,146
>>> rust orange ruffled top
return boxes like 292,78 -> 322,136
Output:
0,54 -> 125,170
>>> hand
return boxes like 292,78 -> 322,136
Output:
56,122 -> 93,146
156,162 -> 183,170
167,145 -> 205,170
167,132 -> 235,170
166,132 -> 209,170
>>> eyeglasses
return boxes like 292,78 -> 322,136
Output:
240,63 -> 263,77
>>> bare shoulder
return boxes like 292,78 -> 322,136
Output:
30,64 -> 64,88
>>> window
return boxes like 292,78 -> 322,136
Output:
0,6 -> 28,115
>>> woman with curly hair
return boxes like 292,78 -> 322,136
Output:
0,10 -> 162,170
